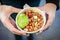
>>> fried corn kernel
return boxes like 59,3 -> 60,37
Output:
34,27 -> 38,31
24,28 -> 28,31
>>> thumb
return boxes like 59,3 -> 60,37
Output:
11,7 -> 22,13
2,17 -> 27,35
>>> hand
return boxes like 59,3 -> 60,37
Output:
36,3 -> 57,35
0,5 -> 27,36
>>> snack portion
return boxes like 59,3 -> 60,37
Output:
17,9 -> 44,32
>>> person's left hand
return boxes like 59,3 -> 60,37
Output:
36,3 -> 57,35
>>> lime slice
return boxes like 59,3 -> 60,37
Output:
17,14 -> 29,29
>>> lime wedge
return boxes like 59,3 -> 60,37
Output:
17,14 -> 29,29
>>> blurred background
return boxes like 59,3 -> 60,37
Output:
0,0 -> 60,40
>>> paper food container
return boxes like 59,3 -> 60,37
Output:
16,4 -> 46,33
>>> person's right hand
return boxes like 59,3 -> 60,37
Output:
0,5 -> 28,36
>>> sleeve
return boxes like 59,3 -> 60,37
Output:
46,0 -> 59,10
0,0 -> 1,2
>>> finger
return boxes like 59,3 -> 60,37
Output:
9,17 -> 30,36
9,17 -> 16,27
36,30 -> 43,35
3,18 -> 27,36
11,7 -> 22,13
26,33 -> 30,36
36,31 -> 40,35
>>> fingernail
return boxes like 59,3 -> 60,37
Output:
26,33 -> 30,36
36,31 -> 40,35
40,30 -> 43,33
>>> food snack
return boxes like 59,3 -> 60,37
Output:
16,7 -> 46,33
23,9 -> 44,32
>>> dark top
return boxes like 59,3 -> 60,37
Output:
0,0 -> 59,9
0,0 -> 41,8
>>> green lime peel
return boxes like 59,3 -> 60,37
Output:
17,13 -> 29,29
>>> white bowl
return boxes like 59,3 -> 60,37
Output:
16,7 -> 46,34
